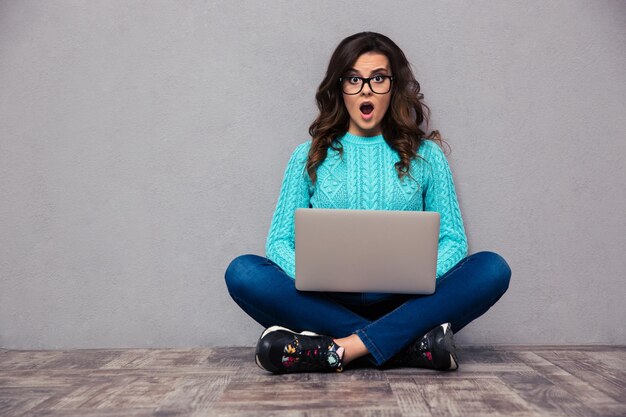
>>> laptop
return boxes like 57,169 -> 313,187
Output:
295,208 -> 440,294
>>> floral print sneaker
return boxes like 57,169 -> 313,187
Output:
255,326 -> 345,374
385,322 -> 458,371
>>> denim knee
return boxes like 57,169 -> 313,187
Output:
224,254 -> 263,298
474,251 -> 512,295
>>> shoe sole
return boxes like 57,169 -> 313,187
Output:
440,323 -> 458,370
255,326 -> 321,370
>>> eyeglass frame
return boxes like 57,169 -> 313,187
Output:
338,75 -> 395,95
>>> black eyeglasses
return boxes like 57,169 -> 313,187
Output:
339,75 -> 394,95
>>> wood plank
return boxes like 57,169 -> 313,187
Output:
99,348 -> 216,370
455,346 -> 527,364
23,408 -> 163,416
212,378 -> 400,415
0,351 -> 65,371
0,369 -> 91,388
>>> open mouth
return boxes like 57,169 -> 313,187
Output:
360,103 -> 374,115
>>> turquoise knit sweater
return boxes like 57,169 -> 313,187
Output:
265,131 -> 468,281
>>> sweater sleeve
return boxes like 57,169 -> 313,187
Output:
423,141 -> 469,279
265,142 -> 312,279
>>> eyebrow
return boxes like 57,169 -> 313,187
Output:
347,67 -> 390,76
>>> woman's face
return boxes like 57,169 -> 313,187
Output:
342,52 -> 393,137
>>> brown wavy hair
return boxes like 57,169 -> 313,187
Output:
307,31 -> 449,186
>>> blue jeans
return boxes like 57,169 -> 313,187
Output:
224,251 -> 511,366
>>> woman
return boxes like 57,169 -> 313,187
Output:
225,31 -> 511,374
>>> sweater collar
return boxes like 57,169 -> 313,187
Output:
338,131 -> 386,145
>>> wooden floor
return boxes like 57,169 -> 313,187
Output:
0,345 -> 624,416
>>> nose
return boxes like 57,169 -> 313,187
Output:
361,81 -> 373,95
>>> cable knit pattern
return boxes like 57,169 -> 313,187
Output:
265,131 -> 468,280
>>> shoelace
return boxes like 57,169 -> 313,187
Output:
387,334 -> 433,368
283,335 -> 343,372
409,335 -> 433,361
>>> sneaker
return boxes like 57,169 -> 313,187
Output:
255,326 -> 345,374
387,322 -> 458,371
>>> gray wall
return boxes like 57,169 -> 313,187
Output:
1,1 -> 625,349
